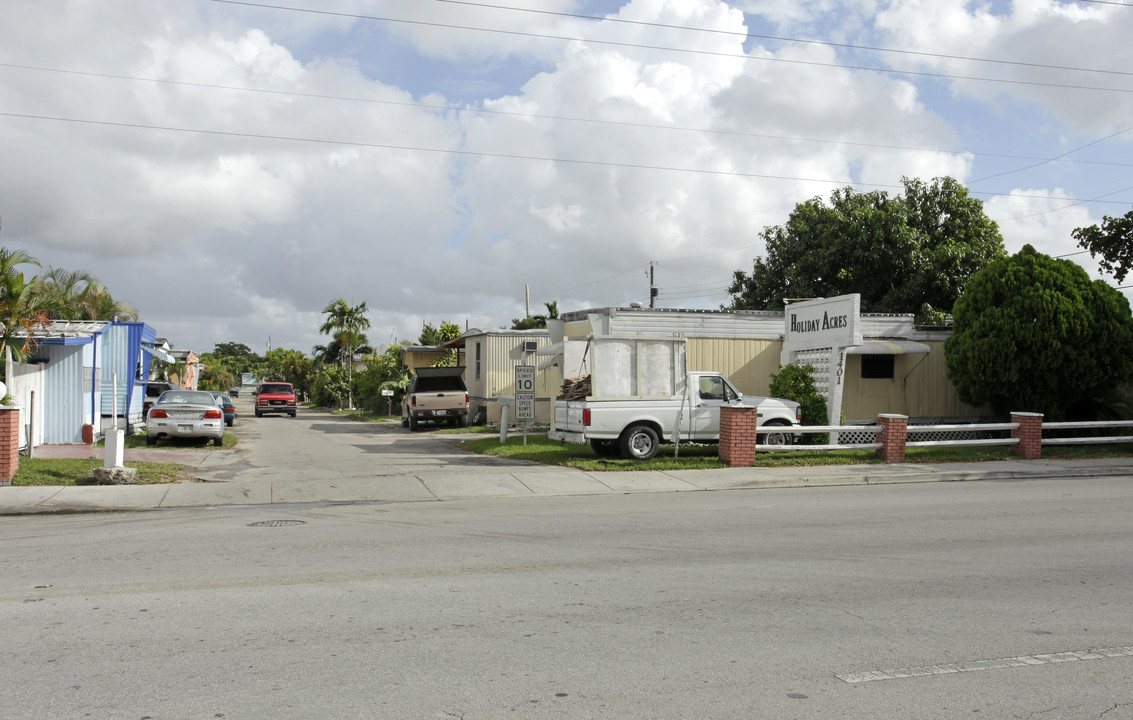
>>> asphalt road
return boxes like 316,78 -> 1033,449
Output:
196,396 -> 544,484
2,470 -> 1132,719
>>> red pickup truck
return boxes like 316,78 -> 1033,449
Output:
254,382 -> 297,417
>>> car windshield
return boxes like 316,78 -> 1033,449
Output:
260,384 -> 292,394
159,391 -> 218,405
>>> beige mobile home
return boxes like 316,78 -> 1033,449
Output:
559,305 -> 986,423
442,329 -> 559,424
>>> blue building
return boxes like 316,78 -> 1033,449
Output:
8,320 -> 172,445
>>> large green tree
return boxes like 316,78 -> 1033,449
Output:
945,245 -> 1133,420
199,342 -> 264,390
355,342 -> 413,413
728,176 -> 1006,323
319,299 -> 371,408
263,348 -> 313,398
1072,208 -> 1133,283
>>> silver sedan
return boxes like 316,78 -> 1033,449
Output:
145,390 -> 226,446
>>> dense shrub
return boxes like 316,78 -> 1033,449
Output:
769,364 -> 829,443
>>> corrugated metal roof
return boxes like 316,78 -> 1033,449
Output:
17,320 -> 109,342
559,306 -> 953,342
847,339 -> 931,355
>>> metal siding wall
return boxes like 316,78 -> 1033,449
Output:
480,335 -> 560,423
403,350 -> 444,370
80,342 -> 98,426
42,346 -> 86,444
841,344 -> 986,420
10,362 -> 45,449
903,341 -> 988,418
686,338 -> 782,396
841,354 -> 903,420
605,310 -> 785,338
100,325 -> 134,417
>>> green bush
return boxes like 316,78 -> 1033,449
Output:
945,245 -> 1133,420
770,364 -> 828,443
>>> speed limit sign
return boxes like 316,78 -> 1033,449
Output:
514,365 -> 535,421
514,365 -> 535,393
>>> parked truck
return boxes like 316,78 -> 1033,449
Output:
547,336 -> 801,460
401,366 -> 469,431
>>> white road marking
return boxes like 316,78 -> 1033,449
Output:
837,646 -> 1133,684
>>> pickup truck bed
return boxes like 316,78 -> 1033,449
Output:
548,372 -> 801,460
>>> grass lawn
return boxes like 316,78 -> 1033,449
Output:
14,432 -> 239,486
13,458 -> 195,486
329,407 -> 498,434
463,434 -> 1133,472
115,433 -> 238,449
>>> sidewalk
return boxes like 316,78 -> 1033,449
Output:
2,450 -> 1129,516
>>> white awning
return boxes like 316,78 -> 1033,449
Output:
847,339 -> 931,355
142,343 -> 177,363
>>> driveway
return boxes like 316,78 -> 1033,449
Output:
191,398 -> 552,485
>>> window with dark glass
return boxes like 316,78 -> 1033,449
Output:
861,354 -> 895,379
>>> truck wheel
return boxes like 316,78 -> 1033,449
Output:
590,439 -> 620,457
409,415 -> 418,431
760,420 -> 794,447
619,424 -> 660,461
458,415 -> 467,428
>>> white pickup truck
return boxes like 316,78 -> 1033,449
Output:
548,371 -> 802,460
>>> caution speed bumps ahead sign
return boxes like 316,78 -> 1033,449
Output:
514,366 -> 535,420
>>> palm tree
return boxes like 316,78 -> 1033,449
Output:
33,266 -> 96,320
79,281 -> 139,321
0,247 -> 50,365
319,298 -> 371,408
151,355 -> 188,387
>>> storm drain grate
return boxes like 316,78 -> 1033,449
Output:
247,520 -> 307,527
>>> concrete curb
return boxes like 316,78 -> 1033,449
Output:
2,458 -> 1128,516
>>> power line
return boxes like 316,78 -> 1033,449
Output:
441,0 -> 1133,79
6,60 -> 1133,171
992,184 -> 1133,223
969,126 -> 1133,184
9,110 -> 1128,207
208,0 -> 1133,95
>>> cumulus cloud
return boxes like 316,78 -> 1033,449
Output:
0,0 -> 1128,356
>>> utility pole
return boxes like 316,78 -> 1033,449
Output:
649,262 -> 658,308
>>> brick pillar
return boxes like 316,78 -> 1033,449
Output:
0,406 -> 21,486
1011,412 -> 1044,459
876,414 -> 908,464
719,405 -> 759,468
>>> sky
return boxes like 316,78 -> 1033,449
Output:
2,0 -> 1131,357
